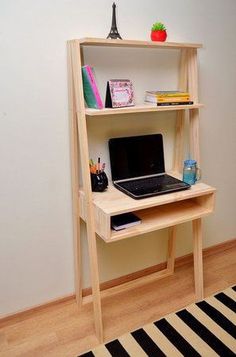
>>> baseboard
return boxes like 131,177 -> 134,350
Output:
1,237 -> 235,326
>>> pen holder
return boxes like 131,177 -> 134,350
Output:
91,171 -> 108,192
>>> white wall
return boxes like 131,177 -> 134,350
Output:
0,0 -> 236,316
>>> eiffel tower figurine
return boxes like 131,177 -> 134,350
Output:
107,2 -> 122,40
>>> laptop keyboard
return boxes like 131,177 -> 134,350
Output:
116,175 -> 188,196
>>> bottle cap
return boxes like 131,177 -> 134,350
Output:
184,159 -> 197,166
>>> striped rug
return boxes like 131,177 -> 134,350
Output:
79,285 -> 236,356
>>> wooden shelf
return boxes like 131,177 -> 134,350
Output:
78,38 -> 202,50
85,103 -> 203,116
79,182 -> 216,242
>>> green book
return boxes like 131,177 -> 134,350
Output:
82,66 -> 102,109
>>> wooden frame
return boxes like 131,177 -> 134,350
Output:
67,38 -> 215,342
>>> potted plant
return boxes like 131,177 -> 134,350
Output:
151,22 -> 167,42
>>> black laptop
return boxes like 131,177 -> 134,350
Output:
108,134 -> 190,199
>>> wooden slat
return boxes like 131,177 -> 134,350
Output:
189,109 -> 201,164
192,218 -> 204,301
188,48 -> 200,164
173,112 -> 185,173
167,226 -> 176,273
78,37 -> 202,49
173,48 -> 188,173
67,43 -> 82,306
179,49 -> 188,91
188,49 -> 199,102
82,269 -> 173,304
69,40 -> 104,342
85,103 -> 203,116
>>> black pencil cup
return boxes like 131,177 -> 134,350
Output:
91,172 -> 108,192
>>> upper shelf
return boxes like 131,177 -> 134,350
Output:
85,103 -> 203,116
77,38 -> 203,50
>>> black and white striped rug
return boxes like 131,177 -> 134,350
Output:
80,285 -> 236,356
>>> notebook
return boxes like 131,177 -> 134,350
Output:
111,212 -> 141,231
108,134 -> 190,199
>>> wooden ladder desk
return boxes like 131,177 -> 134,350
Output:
67,38 -> 216,342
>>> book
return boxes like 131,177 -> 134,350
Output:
145,95 -> 190,104
111,212 -> 141,231
156,101 -> 194,106
82,65 -> 103,109
145,90 -> 190,98
105,79 -> 135,108
155,96 -> 190,101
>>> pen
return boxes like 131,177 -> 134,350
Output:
90,158 -> 105,174
97,157 -> 101,174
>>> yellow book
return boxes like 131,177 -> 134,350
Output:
146,91 -> 190,98
145,94 -> 190,104
157,96 -> 190,102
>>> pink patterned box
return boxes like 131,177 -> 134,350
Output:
105,79 -> 135,108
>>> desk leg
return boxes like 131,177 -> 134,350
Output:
167,226 -> 176,273
75,216 -> 82,307
86,226 -> 103,343
192,218 -> 204,301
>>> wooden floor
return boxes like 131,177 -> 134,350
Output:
0,245 -> 235,357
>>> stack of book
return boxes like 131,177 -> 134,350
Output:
82,65 -> 103,109
145,91 -> 193,106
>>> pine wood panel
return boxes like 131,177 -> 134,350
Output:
192,218 -> 204,300
167,226 -> 176,273
78,37 -> 203,49
173,48 -> 188,173
85,103 -> 203,116
67,42 -> 82,307
79,182 -> 215,217
69,40 -> 103,342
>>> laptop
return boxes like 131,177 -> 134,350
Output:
108,133 -> 190,199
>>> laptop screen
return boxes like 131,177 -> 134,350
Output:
109,134 -> 165,181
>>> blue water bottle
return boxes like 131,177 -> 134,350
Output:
183,159 -> 201,185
